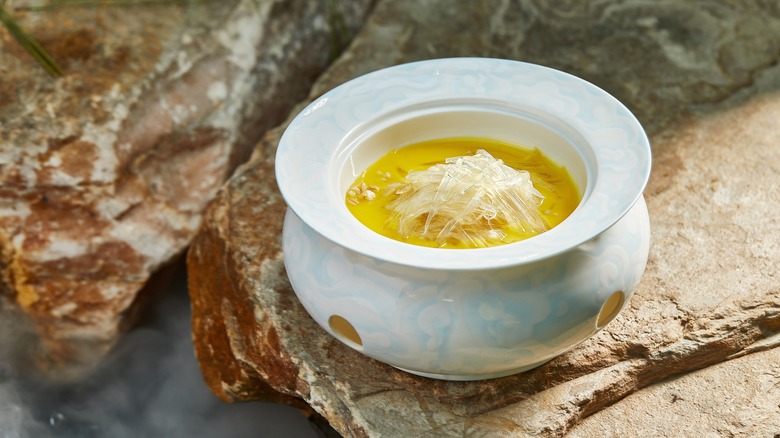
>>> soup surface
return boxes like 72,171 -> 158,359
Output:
346,137 -> 580,248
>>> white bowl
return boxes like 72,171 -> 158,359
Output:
276,58 -> 651,380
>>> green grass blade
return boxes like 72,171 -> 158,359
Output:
0,4 -> 64,77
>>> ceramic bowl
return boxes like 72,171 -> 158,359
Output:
275,58 -> 651,380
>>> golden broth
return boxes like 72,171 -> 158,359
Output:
346,138 -> 580,248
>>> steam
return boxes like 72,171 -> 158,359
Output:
0,269 -> 319,438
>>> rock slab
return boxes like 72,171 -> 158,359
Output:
188,0 -> 780,436
0,0 -> 373,373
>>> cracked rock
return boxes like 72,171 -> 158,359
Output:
187,0 -> 780,436
0,0 -> 373,375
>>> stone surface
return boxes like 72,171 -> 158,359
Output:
188,0 -> 780,436
0,0 -> 373,373
569,346 -> 780,437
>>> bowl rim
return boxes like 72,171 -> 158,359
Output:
275,57 -> 651,270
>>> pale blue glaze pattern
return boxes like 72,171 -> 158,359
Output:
275,58 -> 652,379
275,58 -> 651,270
283,197 -> 650,379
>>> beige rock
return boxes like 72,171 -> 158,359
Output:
568,346 -> 780,437
0,0 -> 373,374
187,0 -> 780,436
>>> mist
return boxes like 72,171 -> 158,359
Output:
0,268 -> 320,438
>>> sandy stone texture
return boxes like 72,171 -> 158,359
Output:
187,0 -> 780,436
0,0 -> 373,374
569,346 -> 780,437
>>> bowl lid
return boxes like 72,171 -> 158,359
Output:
275,58 -> 651,270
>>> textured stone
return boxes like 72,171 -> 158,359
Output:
569,346 -> 780,437
0,0 -> 373,373
188,0 -> 780,436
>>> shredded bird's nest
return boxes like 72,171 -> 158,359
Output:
385,149 -> 546,247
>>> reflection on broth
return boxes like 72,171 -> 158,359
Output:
346,138 -> 580,249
